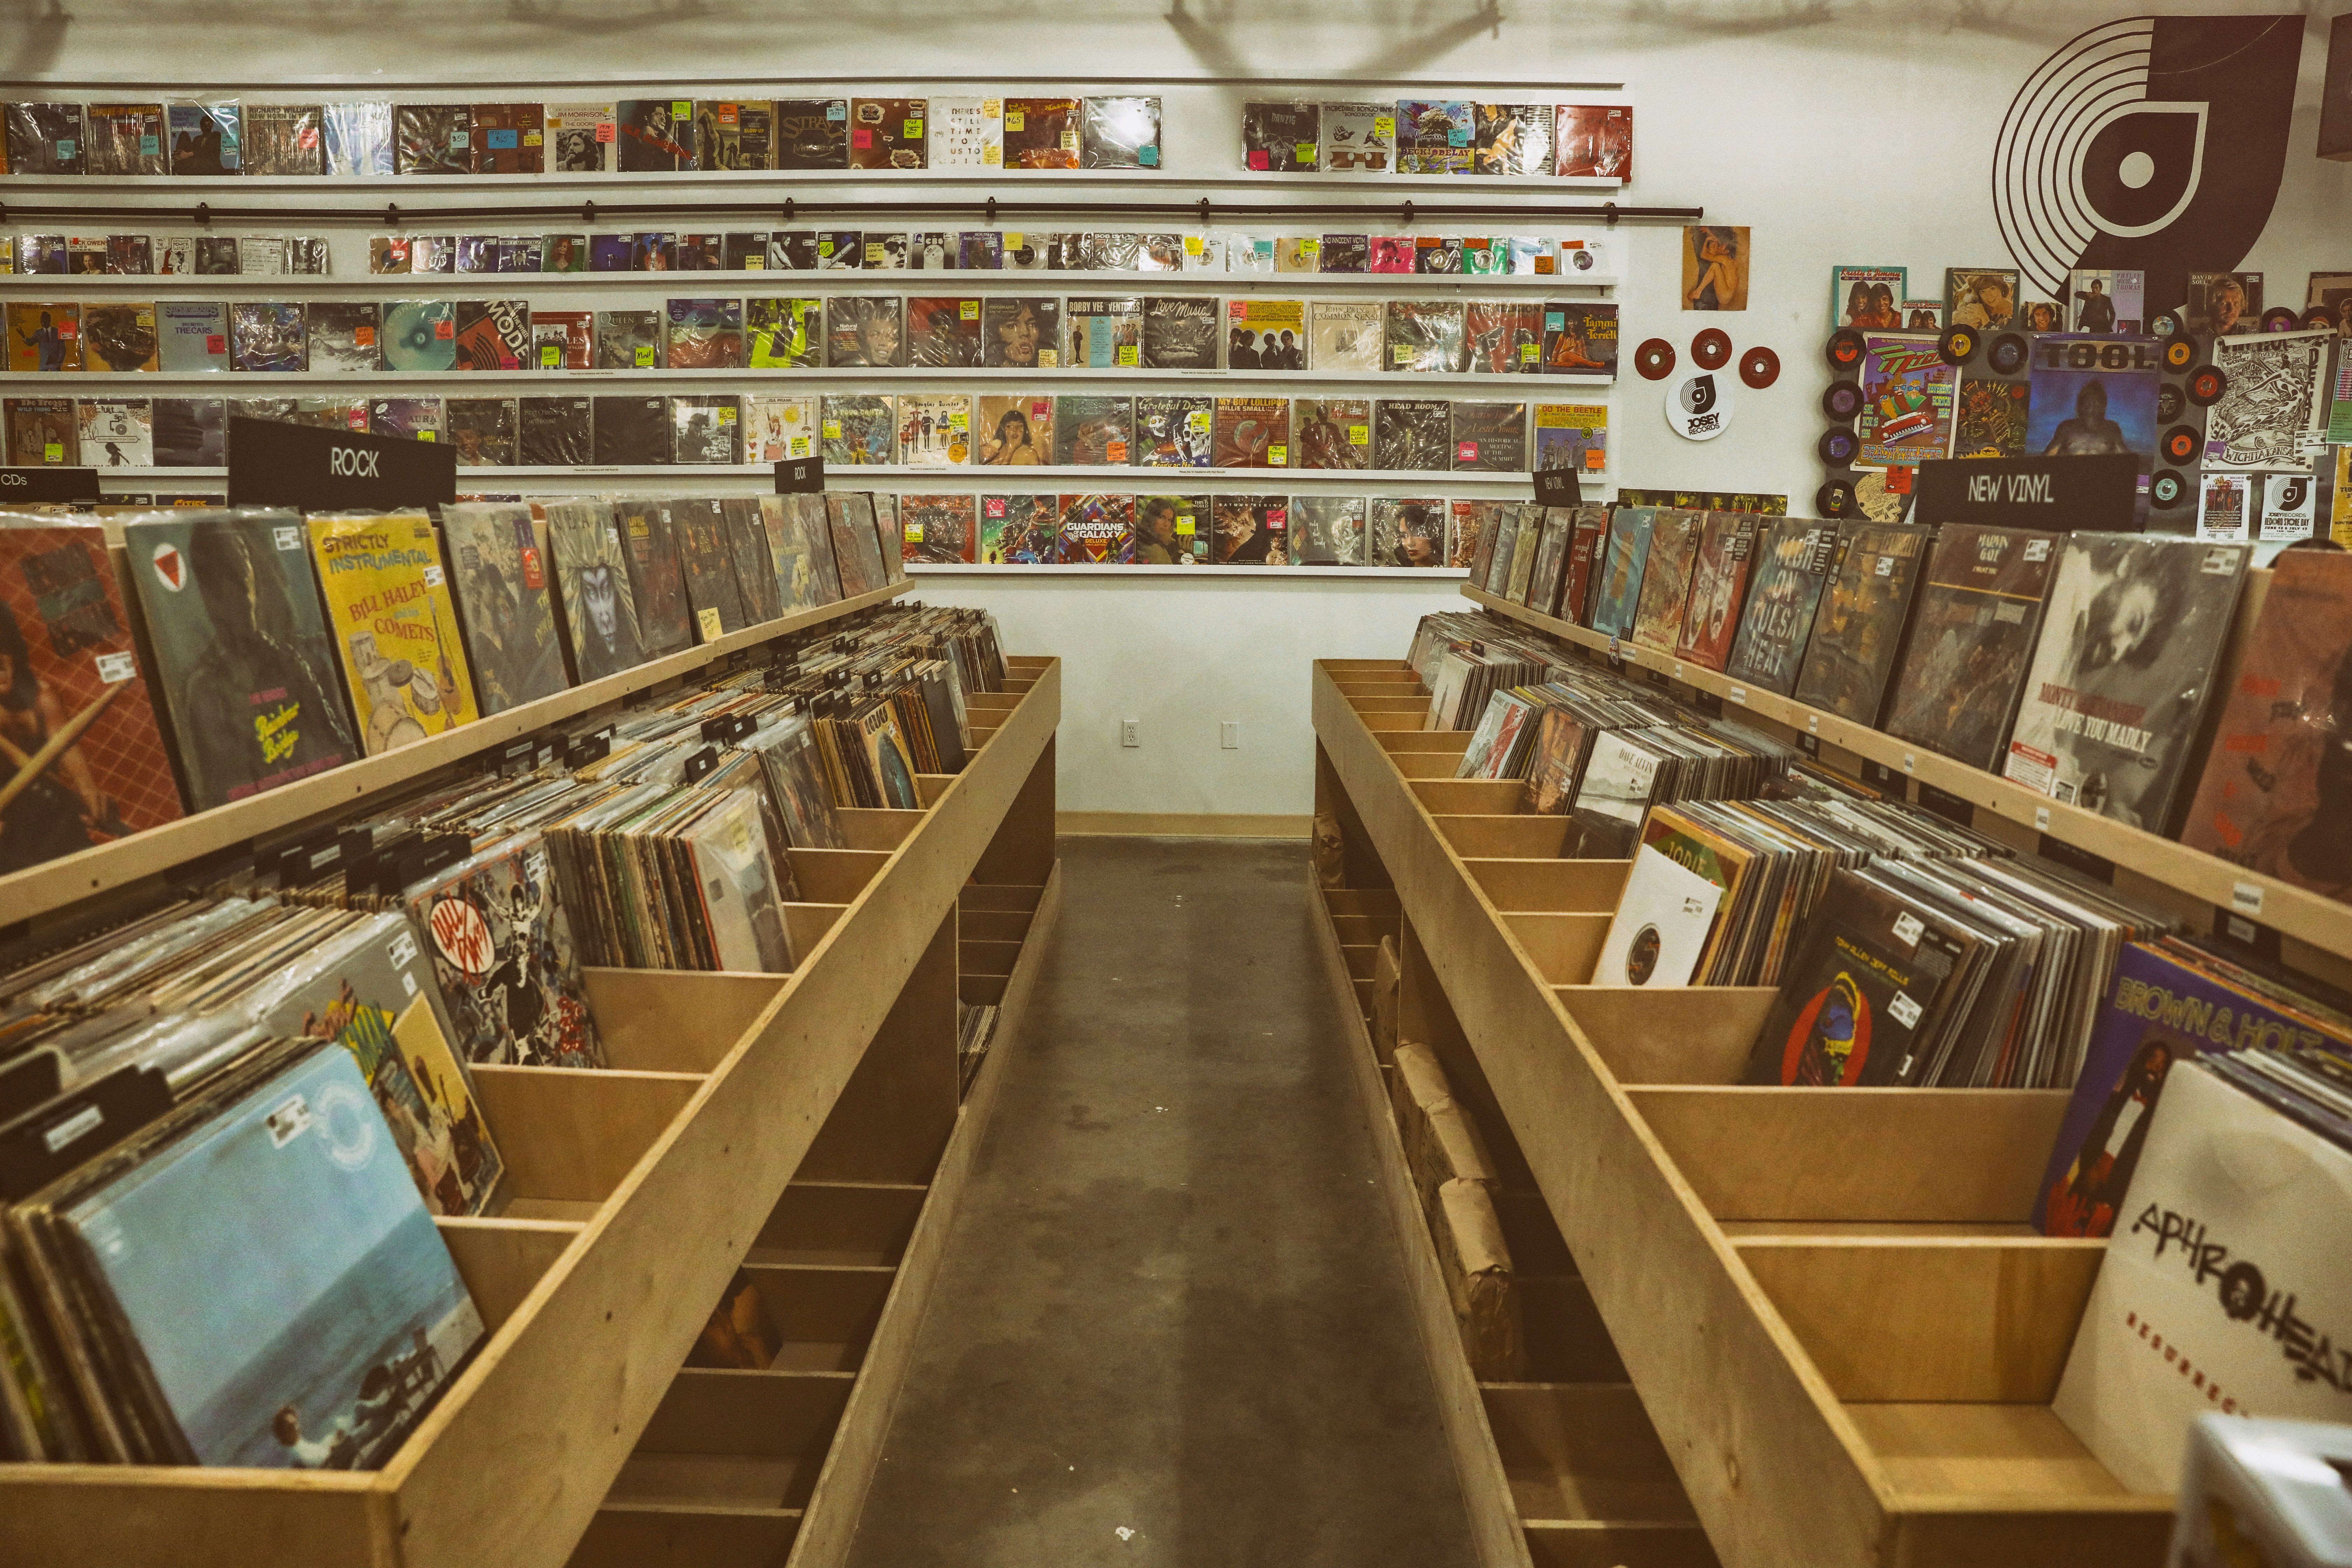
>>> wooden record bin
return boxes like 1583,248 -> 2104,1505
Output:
0,594 -> 1064,1568
1309,653 -> 2209,1568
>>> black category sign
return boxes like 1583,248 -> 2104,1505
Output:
226,418 -> 457,510
0,466 -> 101,503
774,455 -> 826,494
1531,465 -> 1582,508
1913,454 -> 2138,533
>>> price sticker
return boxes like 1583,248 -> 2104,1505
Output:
43,441 -> 62,461
1117,344 -> 1139,366
1268,443 -> 1287,465
961,301 -> 980,320
672,100 -> 691,119
2034,806 -> 2051,831
1347,425 -> 1368,445
1728,686 -> 1746,705
416,430 -> 435,441
1892,912 -> 1925,946
904,118 -> 924,138
824,420 -> 843,438
595,122 -> 615,143
1887,991 -> 1923,1029
449,130 -> 469,151
1373,115 -> 1395,139
435,319 -> 454,339
541,344 -> 560,367
635,345 -> 656,366
1005,110 -> 1024,132
1058,128 -> 1078,151
1184,236 -> 1204,257
1807,714 -> 1818,733
697,606 -> 722,640
139,134 -> 159,156
1902,752 -> 1916,775
1138,146 -> 1158,166
1294,141 -> 1317,162
904,523 -> 924,541
1520,343 -> 1540,363
1299,238 -> 1321,256
2231,881 -> 2265,916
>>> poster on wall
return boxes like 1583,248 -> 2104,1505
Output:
2203,330 -> 2328,470
1853,333 -> 1957,470
1681,226 -> 1748,311
2025,335 -> 2160,485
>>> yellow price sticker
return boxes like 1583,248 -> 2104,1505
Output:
416,430 -> 435,441
1393,344 -> 1414,364
824,420 -> 843,438
1117,344 -> 1140,366
960,300 -> 979,319
718,408 -> 735,423
1175,518 -> 1195,533
1294,141 -> 1316,162
541,344 -> 560,366
1184,236 -> 1204,256
1300,238 -> 1321,255
1348,425 -> 1369,444
43,441 -> 61,461
1005,111 -> 1024,132
904,523 -> 924,540
903,118 -> 924,138
1268,443 -> 1288,466
1373,115 -> 1395,139
864,241 -> 886,264
636,345 -> 656,366
744,257 -> 763,269
697,607 -> 722,640
1058,128 -> 1078,150
1520,343 -> 1540,363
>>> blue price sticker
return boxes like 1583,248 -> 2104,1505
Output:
1138,145 -> 1158,167
139,134 -> 160,156
487,128 -> 518,149
826,103 -> 847,120
56,138 -> 76,158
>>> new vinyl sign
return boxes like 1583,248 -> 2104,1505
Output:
1913,454 -> 2138,532
226,418 -> 457,511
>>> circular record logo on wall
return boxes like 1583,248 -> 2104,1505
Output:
1665,372 -> 1733,442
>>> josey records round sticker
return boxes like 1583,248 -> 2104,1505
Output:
1665,372 -> 1734,441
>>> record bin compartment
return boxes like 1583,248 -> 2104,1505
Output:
1310,658 -> 2177,1568
0,658 -> 1065,1568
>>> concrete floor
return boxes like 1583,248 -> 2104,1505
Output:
842,836 -> 1478,1568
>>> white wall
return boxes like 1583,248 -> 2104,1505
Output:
18,1 -> 2347,821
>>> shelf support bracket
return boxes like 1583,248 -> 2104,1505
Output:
1604,201 -> 1619,228
985,195 -> 997,228
582,198 -> 596,228
1401,200 -> 1414,228
1199,196 -> 1210,228
194,201 -> 211,229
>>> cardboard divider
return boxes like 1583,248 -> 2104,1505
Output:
611,1369 -> 855,1511
1469,859 -> 1630,915
583,969 -> 788,1074
832,808 -> 925,852
1398,752 -> 1476,779
1481,1384 -> 1700,1524
1555,988 -> 1775,1085
436,1217 -> 582,1334
752,1181 -> 929,1268
1736,1237 -> 2105,1403
1382,730 -> 1478,755
470,1065 -> 705,1206
1629,1088 -> 2072,1225
788,849 -> 892,904
1504,913 -> 1610,986
1439,816 -> 1575,859
742,1263 -> 896,1374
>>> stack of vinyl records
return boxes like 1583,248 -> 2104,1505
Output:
1456,676 -> 1679,794
1743,854 -> 2176,1090
958,1001 -> 1000,1094
1566,719 -> 1799,859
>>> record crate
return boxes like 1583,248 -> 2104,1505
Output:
1309,654 -> 2221,1568
0,639 -> 1065,1568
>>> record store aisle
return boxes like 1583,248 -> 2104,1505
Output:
842,836 -> 1478,1568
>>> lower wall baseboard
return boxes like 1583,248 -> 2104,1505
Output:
1056,812 -> 1312,838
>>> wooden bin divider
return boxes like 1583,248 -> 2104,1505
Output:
0,662 -> 1062,1568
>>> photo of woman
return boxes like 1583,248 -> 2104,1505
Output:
1682,225 -> 1748,312
978,404 -> 1044,465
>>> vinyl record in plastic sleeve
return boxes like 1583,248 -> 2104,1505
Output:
2187,365 -> 2228,406
1738,344 -> 1779,389
1936,325 -> 1979,365
1690,327 -> 1731,370
1634,337 -> 1676,381
2156,383 -> 2186,422
2161,334 -> 2198,371
1816,426 -> 1859,467
1825,328 -> 1865,371
2149,469 -> 2188,509
2160,424 -> 2199,463
1815,479 -> 1856,518
1821,379 -> 1863,421
1986,332 -> 2029,376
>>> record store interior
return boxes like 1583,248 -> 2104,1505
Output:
5,4 -> 2352,1566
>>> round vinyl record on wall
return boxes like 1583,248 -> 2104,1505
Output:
1739,345 -> 1780,389
1822,379 -> 1864,421
2161,424 -> 2200,463
1816,479 -> 1857,518
2161,333 -> 2198,371
1826,329 -> 1867,371
2187,364 -> 2229,406
2150,469 -> 2188,509
1635,337 -> 1677,380
2260,306 -> 2302,332
1937,325 -> 1980,365
2156,383 -> 2187,422
1817,427 -> 1860,467
1986,332 -> 2031,377
1690,328 -> 1732,370
2150,310 -> 2184,338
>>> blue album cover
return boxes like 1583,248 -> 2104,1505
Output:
2025,333 -> 2160,482
1587,505 -> 1657,638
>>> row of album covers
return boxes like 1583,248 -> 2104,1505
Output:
7,230 -> 1614,279
3,392 -> 1610,476
1398,597 -> 2352,1497
0,582 -> 1014,1470
0,97 -> 1633,180
0,492 -> 923,871
0,297 -> 1623,378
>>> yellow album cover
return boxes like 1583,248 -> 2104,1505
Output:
307,510 -> 481,755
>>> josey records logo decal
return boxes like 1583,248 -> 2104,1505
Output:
1994,16 -> 2302,313
1666,372 -> 1732,441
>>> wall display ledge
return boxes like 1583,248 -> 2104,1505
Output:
908,563 -> 1471,578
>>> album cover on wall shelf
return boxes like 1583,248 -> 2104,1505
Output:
1133,395 -> 1210,467
1053,395 -> 1131,465
1241,102 -> 1319,172
1374,398 -> 1452,471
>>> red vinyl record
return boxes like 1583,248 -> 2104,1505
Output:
1634,337 -> 1676,381
1690,328 -> 1731,370
2187,365 -> 2228,406
1739,345 -> 1780,389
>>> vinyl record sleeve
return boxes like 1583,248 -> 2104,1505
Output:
1080,95 -> 1160,169
670,395 -> 742,465
825,296 -> 906,369
1209,493 -> 1288,564
1141,296 -> 1219,369
1629,509 -> 1704,654
546,499 -> 647,682
906,296 -> 983,368
1053,396 -> 1132,466
979,493 -> 1060,564
1131,395 -> 1209,467
152,397 -> 226,465
848,98 -> 926,171
1396,99 -> 1472,175
394,104 -> 471,176
897,393 -> 971,467
1051,493 -> 1134,564
1790,521 -> 1932,724
1241,102 -> 1319,172
308,511 -> 481,756
1310,300 -> 1385,373
1227,299 -> 1306,371
1290,496 -> 1366,566
1321,102 -> 1392,172
321,101 -> 392,175
1295,398 -> 1371,470
1373,398 -> 1452,471
900,493 -> 978,565
1588,507 -> 1659,639
1881,526 -> 2062,772
82,302 -> 160,372
1368,497 -> 1446,567
241,103 -> 323,175
1450,402 -> 1527,471
821,394 -> 897,465
1384,301 -> 1467,373
440,502 -> 566,713
1723,518 -> 1842,695
1674,511 -> 1762,672
773,99 -> 849,169
616,99 -> 695,172
166,100 -> 239,173
615,500 -> 693,654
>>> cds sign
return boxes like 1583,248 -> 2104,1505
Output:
0,466 -> 100,502
1665,372 -> 1733,441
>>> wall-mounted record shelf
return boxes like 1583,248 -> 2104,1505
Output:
0,577 -> 908,937
1310,660 -> 2175,1568
910,563 -> 1474,579
80,465 -> 1565,485
15,369 -> 1617,388
0,653 -> 1065,1568
5,273 -> 1625,292
1457,577 -> 2352,976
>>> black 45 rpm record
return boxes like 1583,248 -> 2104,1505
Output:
1826,328 -> 1867,371
2261,306 -> 2302,333
1822,379 -> 1864,422
2157,383 -> 2186,422
2150,469 -> 2188,510
1635,337 -> 1676,380
1739,344 -> 1780,390
2187,364 -> 2228,406
1986,332 -> 2029,377
2161,424 -> 2200,464
1690,328 -> 1732,370
1937,325 -> 1980,365
2305,307 -> 2338,331
2161,334 -> 2198,371
1817,427 -> 1860,467
2150,309 -> 2183,338
1816,479 -> 1857,519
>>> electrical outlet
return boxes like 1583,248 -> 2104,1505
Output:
1121,718 -> 1140,749
1220,721 -> 1240,750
